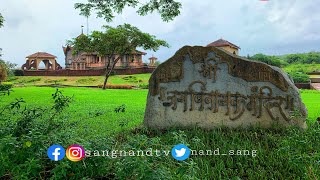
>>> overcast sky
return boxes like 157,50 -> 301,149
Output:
0,0 -> 320,67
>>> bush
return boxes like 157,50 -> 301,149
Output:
0,89 -> 75,179
138,83 -> 149,89
13,69 -> 24,76
0,82 -> 13,91
288,72 -> 310,83
0,63 -> 7,82
122,75 -> 141,83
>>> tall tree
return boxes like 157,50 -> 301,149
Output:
75,0 -> 182,22
0,13 -> 4,28
69,24 -> 169,89
0,53 -> 7,84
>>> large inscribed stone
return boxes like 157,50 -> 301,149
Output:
144,46 -> 307,129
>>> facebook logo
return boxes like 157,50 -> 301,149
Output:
47,144 -> 66,161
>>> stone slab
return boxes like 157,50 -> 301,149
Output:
144,46 -> 307,129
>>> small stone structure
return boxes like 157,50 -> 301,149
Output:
144,46 -> 307,129
149,56 -> 158,67
22,52 -> 62,70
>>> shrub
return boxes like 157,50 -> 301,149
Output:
138,83 -> 149,89
288,72 -> 310,83
0,82 -> 13,91
122,75 -> 140,83
13,69 -> 24,76
0,63 -> 7,83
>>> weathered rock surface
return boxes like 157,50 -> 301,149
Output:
144,46 -> 307,129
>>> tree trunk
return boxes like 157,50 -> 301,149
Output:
102,56 -> 122,90
102,73 -> 110,90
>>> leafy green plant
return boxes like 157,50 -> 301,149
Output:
288,72 -> 310,83
114,104 -> 126,113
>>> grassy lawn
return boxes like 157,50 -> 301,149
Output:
0,87 -> 320,179
1,87 -> 319,123
0,87 -> 148,138
301,90 -> 320,121
7,74 -> 152,87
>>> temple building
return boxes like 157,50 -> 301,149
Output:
62,33 -> 150,70
207,38 -> 240,55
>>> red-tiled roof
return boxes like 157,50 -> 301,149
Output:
26,52 -> 57,58
207,39 -> 240,49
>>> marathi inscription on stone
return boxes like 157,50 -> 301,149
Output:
144,46 -> 307,129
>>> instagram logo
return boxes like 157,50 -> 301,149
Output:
66,144 -> 85,162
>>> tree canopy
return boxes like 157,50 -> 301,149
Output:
75,0 -> 182,22
248,53 -> 288,68
68,23 -> 169,89
248,51 -> 320,67
70,24 -> 169,56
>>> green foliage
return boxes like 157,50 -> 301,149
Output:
284,64 -> 320,74
0,89 -> 74,179
138,83 -> 149,89
122,75 -> 142,83
250,52 -> 320,67
0,83 -> 13,91
68,24 -> 169,89
51,88 -> 73,113
75,0 -> 182,22
284,52 -> 320,64
0,82 -> 12,96
288,72 -> 310,83
69,24 -> 169,56
0,49 -> 18,77
13,69 -> 24,76
248,53 -> 288,67
0,63 -> 7,83
114,104 -> 126,113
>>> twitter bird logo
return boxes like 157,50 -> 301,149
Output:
171,144 -> 191,161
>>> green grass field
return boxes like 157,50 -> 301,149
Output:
1,87 -> 319,124
7,74 -> 152,87
0,87 -> 148,138
1,87 -> 320,179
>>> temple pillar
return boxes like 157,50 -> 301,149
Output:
51,59 -> 56,70
36,59 -> 40,70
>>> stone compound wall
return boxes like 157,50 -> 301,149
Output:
23,67 -> 155,76
144,46 -> 307,129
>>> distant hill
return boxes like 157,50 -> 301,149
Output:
247,51 -> 320,68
